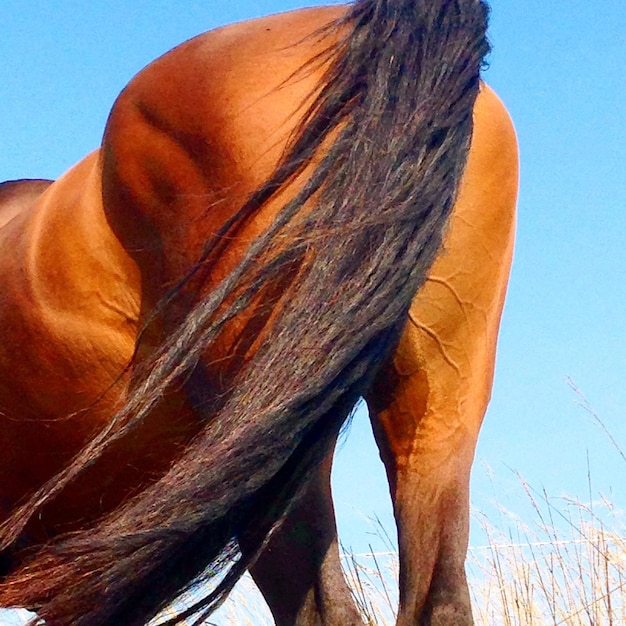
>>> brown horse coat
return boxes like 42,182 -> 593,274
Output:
0,2 -> 515,624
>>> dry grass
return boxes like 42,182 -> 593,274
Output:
468,490 -> 626,625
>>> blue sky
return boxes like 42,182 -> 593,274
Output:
1,0 -> 625,618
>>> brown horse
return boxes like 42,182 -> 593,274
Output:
0,1 -> 516,624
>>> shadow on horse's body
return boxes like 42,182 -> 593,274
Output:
0,1 -> 517,625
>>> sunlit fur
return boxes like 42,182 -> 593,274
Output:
0,1 -> 490,624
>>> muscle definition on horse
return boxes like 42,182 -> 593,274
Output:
0,0 -> 517,624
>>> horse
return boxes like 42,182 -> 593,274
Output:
0,1 -> 517,624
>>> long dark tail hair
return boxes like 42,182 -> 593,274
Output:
0,1 -> 490,623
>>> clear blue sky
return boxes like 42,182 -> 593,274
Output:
1,0 -> 625,615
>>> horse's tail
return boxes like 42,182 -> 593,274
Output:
0,1 -> 490,624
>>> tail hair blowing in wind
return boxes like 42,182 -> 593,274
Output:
0,0 -> 490,623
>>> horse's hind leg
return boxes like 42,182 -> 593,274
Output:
367,328 -> 483,626
244,444 -> 364,626
365,86 -> 517,626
